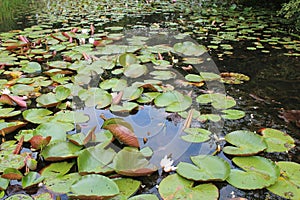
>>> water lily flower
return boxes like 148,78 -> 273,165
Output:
81,29 -> 89,34
1,88 -> 11,95
89,37 -> 95,44
160,155 -> 177,172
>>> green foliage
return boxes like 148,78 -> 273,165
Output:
278,0 -> 300,30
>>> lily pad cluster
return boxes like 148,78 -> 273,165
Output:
0,0 -> 299,199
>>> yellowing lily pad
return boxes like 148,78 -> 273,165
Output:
259,128 -> 295,152
267,161 -> 300,200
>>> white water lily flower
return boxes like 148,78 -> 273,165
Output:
1,88 -> 11,95
88,37 -> 95,44
81,29 -> 89,34
160,155 -> 177,172
79,38 -> 86,44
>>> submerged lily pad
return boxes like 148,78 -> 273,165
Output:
69,174 -> 119,199
159,174 -> 219,200
226,156 -> 280,190
259,128 -> 295,152
177,155 -> 230,181
223,130 -> 267,156
267,161 -> 300,200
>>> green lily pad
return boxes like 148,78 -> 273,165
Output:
259,128 -> 295,152
69,174 -> 119,199
6,194 -> 33,200
44,173 -> 81,194
22,172 -> 44,189
124,64 -> 148,78
150,70 -> 176,80
122,86 -> 143,101
267,161 -> 300,200
52,110 -> 90,124
223,130 -> 267,156
0,177 -> 9,190
113,147 -> 157,176
154,91 -> 192,112
196,93 -> 236,109
21,62 -> 41,73
221,109 -> 245,120
181,128 -> 211,143
128,194 -> 159,200
0,108 -> 21,118
34,122 -> 66,142
0,153 -> 26,173
200,72 -> 221,81
110,102 -> 139,113
40,162 -> 75,178
119,53 -> 138,67
100,78 -> 127,92
185,74 -> 204,82
173,41 -> 206,56
136,92 -> 160,104
112,178 -> 141,199
47,60 -> 70,69
226,156 -> 280,190
22,108 -> 53,124
41,141 -> 82,161
198,114 -> 221,122
77,144 -> 116,174
78,88 -> 112,108
159,174 -> 219,200
177,155 -> 230,181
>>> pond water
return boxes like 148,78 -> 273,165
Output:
0,0 -> 299,199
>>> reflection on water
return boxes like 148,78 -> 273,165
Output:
76,105 -> 216,167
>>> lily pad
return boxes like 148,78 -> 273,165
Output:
259,128 -> 295,152
22,172 -> 44,189
226,156 -> 280,190
113,147 -> 157,176
21,62 -> 41,73
112,178 -> 141,199
69,174 -> 119,199
196,93 -> 236,110
34,122 -> 67,142
40,141 -> 82,161
22,109 -> 53,124
77,144 -> 116,174
110,102 -> 139,113
44,173 -> 81,194
100,78 -> 127,92
0,108 -> 21,118
40,162 -> 75,178
150,70 -> 176,80
220,72 -> 250,84
181,128 -> 211,143
223,130 -> 267,156
267,161 -> 300,200
119,53 -> 138,67
78,88 -> 112,108
185,74 -> 204,82
159,173 -> 219,200
124,64 -> 148,78
128,194 -> 159,200
177,155 -> 230,181
6,194 -> 33,200
0,177 -> 9,190
154,91 -> 192,112
173,41 -> 206,56
221,109 -> 245,120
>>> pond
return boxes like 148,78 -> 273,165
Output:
0,0 -> 299,199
